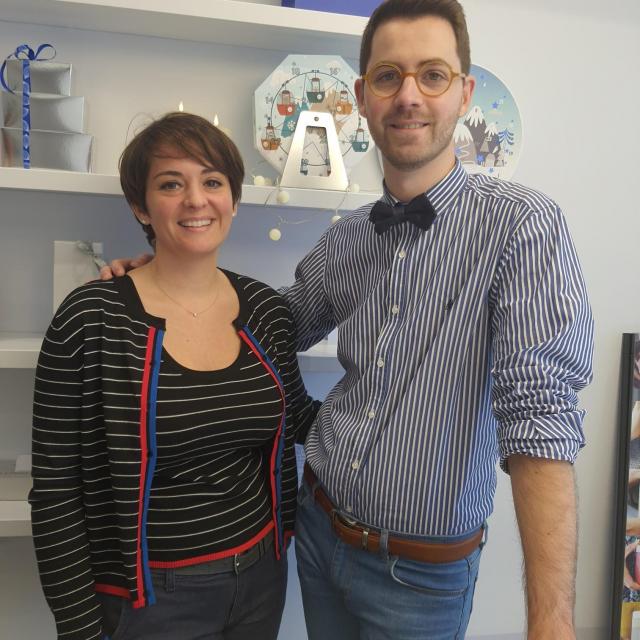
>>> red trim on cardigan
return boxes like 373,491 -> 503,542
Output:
134,327 -> 156,608
94,584 -> 131,599
238,330 -> 286,560
148,521 -> 275,568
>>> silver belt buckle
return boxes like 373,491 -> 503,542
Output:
361,528 -> 370,550
340,512 -> 358,527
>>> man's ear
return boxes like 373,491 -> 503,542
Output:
355,78 -> 367,119
458,74 -> 476,118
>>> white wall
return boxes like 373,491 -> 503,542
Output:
1,0 -> 639,638
461,1 -> 640,637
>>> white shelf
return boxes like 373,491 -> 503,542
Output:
0,168 -> 379,212
0,168 -> 123,196
0,332 -> 341,372
0,333 -> 43,368
1,0 -> 367,57
0,472 -> 32,537
297,341 -> 341,373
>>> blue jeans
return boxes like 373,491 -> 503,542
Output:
295,479 -> 482,640
97,546 -> 287,640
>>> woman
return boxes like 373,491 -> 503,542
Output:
30,112 -> 317,640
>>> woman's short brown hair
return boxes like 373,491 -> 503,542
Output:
360,0 -> 471,75
119,111 -> 244,247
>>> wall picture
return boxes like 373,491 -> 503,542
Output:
612,334 -> 640,640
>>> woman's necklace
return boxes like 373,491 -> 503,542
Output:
153,269 -> 221,318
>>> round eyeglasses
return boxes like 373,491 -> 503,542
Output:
362,59 -> 466,98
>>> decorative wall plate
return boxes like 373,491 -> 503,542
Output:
254,55 -> 373,179
454,63 -> 523,180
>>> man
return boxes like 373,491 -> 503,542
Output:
283,2 -> 591,637
104,1 -> 593,637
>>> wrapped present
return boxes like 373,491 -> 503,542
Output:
0,43 -> 93,172
3,58 -> 71,96
0,127 -> 92,172
1,92 -> 84,133
0,44 -> 57,168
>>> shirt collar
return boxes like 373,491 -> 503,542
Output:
380,159 -> 468,218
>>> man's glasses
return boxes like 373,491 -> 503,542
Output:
362,59 -> 466,99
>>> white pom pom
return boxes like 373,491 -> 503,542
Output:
263,177 -> 274,186
331,214 -> 342,224
253,175 -> 266,186
269,228 -> 282,241
276,190 -> 290,204
349,183 -> 360,193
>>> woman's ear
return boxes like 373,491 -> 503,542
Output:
132,206 -> 150,226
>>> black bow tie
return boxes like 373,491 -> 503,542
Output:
369,193 -> 436,235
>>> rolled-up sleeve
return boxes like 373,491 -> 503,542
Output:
489,203 -> 594,471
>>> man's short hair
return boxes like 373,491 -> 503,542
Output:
119,111 -> 244,247
360,0 -> 471,75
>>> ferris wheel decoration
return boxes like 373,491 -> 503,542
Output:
254,55 -> 373,184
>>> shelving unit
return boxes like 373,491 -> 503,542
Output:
0,468 -> 32,538
1,0 -> 352,549
0,167 -> 379,211
1,0 -> 366,57
297,341 -> 340,373
0,334 -> 43,369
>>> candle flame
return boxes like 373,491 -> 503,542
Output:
213,113 -> 219,126
178,101 -> 184,112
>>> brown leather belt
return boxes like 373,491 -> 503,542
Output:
304,464 -> 483,564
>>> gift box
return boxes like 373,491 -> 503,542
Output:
1,44 -> 93,171
281,0 -> 380,16
1,91 -> 84,133
3,58 -> 71,96
0,127 -> 92,171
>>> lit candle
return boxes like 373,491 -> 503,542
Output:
214,113 -> 232,137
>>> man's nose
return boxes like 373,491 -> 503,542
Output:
393,74 -> 424,107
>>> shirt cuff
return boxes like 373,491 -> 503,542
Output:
497,411 -> 586,473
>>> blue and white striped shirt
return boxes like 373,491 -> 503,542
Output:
284,160 -> 593,538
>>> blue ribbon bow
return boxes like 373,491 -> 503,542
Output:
1,43 -> 56,168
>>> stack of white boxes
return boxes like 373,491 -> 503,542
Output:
0,59 -> 93,171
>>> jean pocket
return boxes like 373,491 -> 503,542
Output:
97,592 -> 130,640
388,554 -> 475,598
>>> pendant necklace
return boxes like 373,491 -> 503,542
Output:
154,270 -> 221,318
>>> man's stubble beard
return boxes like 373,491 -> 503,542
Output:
375,112 -> 458,173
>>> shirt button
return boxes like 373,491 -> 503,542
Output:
377,358 -> 384,368
367,410 -> 375,419
391,304 -> 400,315
398,249 -> 406,259
351,460 -> 360,470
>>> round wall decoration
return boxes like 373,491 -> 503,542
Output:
454,63 -> 523,180
254,54 -> 374,179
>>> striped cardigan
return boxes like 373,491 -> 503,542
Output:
30,272 -> 316,640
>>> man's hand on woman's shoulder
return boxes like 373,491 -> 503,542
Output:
99,253 -> 153,280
